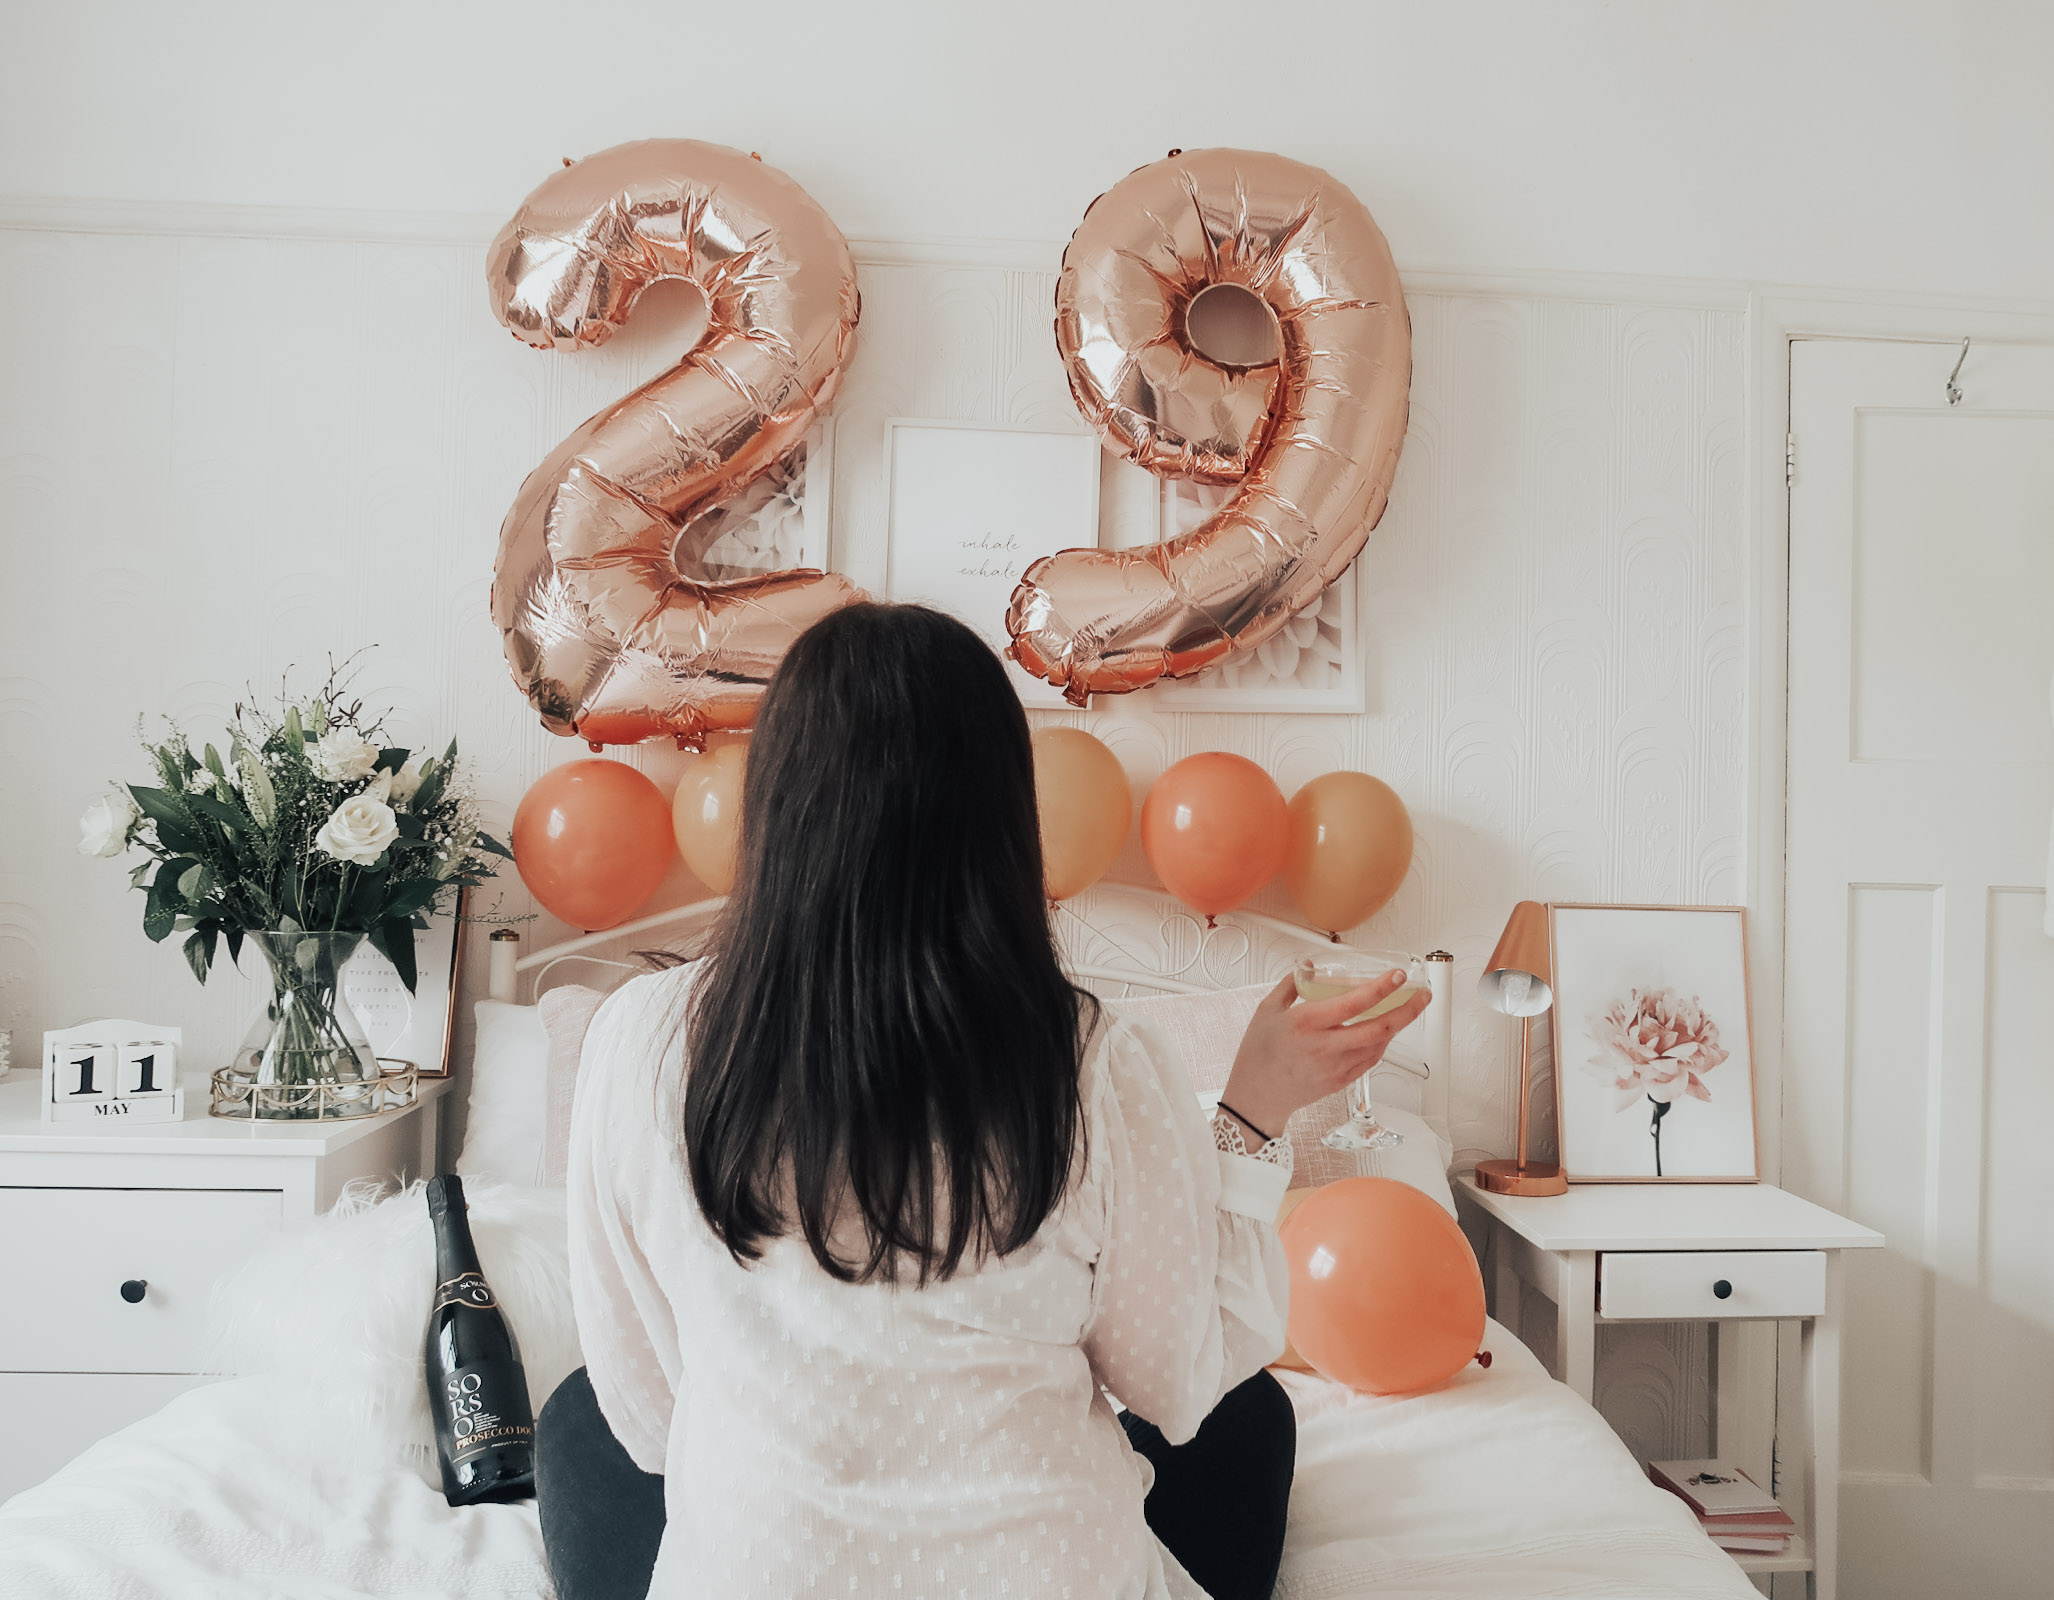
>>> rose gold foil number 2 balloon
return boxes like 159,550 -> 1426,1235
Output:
487,140 -> 864,749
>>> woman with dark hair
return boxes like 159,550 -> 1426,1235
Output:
538,604 -> 1428,1600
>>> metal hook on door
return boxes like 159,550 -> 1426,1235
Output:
1945,338 -> 1970,407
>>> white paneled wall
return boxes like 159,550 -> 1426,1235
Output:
0,220 -> 1745,1458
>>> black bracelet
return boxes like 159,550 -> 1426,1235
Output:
1216,1099 -> 1277,1145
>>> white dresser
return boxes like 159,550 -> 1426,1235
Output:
0,1070 -> 451,1503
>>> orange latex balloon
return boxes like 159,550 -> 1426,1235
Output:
512,760 -> 675,931
1284,771 -> 1414,934
1139,753 -> 1286,922
672,739 -> 748,895
1032,728 -> 1131,900
1278,1177 -> 1485,1396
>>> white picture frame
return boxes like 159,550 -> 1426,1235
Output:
341,894 -> 467,1078
1144,478 -> 1366,713
1549,904 -> 1760,1183
884,420 -> 1102,709
683,418 -> 833,577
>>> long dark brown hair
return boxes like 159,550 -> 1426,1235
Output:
681,603 -> 1095,1285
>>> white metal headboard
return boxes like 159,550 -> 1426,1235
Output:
502,881 -> 1455,1130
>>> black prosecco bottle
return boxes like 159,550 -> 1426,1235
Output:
424,1175 -> 536,1505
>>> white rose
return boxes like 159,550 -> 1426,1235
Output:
362,769 -> 392,804
77,792 -> 138,857
386,756 -> 425,805
314,794 -> 399,866
308,728 -> 380,783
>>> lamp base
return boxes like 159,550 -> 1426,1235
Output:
1474,1158 -> 1567,1197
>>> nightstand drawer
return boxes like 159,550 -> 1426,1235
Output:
0,1186 -> 282,1373
1599,1249 -> 1826,1320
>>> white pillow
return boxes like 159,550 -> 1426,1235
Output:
459,1000 -> 549,1186
208,1180 -> 580,1484
539,984 -> 609,1188
1107,983 -> 1458,1217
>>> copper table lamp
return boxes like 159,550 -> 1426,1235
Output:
1474,900 -> 1568,1196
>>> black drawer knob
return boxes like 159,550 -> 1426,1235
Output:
119,1279 -> 148,1304
1712,1278 -> 1733,1300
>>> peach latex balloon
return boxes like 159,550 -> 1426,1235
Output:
1284,771 -> 1413,934
1279,1177 -> 1485,1396
512,760 -> 675,931
1269,1187 -> 1316,1374
672,740 -> 748,895
1139,753 -> 1286,923
1032,728 -> 1131,900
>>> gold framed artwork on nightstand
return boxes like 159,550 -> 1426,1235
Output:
1546,904 -> 1759,1183
340,890 -> 468,1079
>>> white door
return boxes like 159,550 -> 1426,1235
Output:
1786,337 -> 2054,1599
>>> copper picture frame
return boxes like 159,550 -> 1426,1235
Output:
1547,903 -> 1760,1184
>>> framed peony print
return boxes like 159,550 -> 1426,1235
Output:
1549,904 -> 1759,1183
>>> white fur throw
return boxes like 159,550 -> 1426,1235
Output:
207,1180 -> 583,1485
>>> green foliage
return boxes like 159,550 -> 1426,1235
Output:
91,661 -> 506,993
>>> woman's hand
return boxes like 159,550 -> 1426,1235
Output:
1217,970 -> 1431,1143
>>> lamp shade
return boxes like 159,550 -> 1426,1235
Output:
1478,900 -> 1552,1017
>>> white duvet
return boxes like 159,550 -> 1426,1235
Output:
0,1320 -> 1752,1600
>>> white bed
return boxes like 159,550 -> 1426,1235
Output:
0,887 -> 1760,1599
0,1318 -> 1751,1600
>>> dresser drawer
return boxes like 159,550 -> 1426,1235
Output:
0,1187 -> 283,1373
1599,1249 -> 1826,1320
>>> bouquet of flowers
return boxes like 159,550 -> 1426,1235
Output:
80,667 -> 508,1117
82,670 -> 509,987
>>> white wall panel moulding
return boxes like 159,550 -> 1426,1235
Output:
18,193 -> 2054,322
0,193 -> 1751,308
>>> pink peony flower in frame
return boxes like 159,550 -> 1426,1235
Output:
1585,987 -> 1729,1110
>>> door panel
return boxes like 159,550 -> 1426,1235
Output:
1787,337 -> 2054,1599
1840,882 -> 1939,1485
1975,886 -> 2054,1489
1849,413 -> 2054,764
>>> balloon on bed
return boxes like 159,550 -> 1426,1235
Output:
488,140 -> 865,750
1279,1177 -> 1485,1396
1006,149 -> 1411,704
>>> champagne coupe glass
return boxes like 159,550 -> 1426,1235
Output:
1293,949 -> 1429,1152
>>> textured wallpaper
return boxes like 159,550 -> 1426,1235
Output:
0,226 -> 1745,1458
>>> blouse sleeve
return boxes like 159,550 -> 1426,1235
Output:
1079,1014 -> 1292,1445
566,972 -> 685,1474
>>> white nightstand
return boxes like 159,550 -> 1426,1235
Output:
0,1070 -> 453,1502
1455,1177 -> 1882,1600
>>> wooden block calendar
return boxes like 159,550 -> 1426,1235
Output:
42,1020 -> 184,1124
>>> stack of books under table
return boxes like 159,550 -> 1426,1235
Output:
1647,1459 -> 1795,1556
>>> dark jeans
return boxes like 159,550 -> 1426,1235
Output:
536,1366 -> 1296,1600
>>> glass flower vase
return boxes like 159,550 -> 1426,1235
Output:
220,930 -> 383,1120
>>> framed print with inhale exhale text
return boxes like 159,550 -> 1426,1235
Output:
1549,903 -> 1759,1183
340,890 -> 468,1078
883,420 -> 1102,709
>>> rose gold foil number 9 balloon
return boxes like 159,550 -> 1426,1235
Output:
1007,149 -> 1411,704
488,140 -> 864,749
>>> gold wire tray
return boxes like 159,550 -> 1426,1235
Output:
208,1059 -> 419,1122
